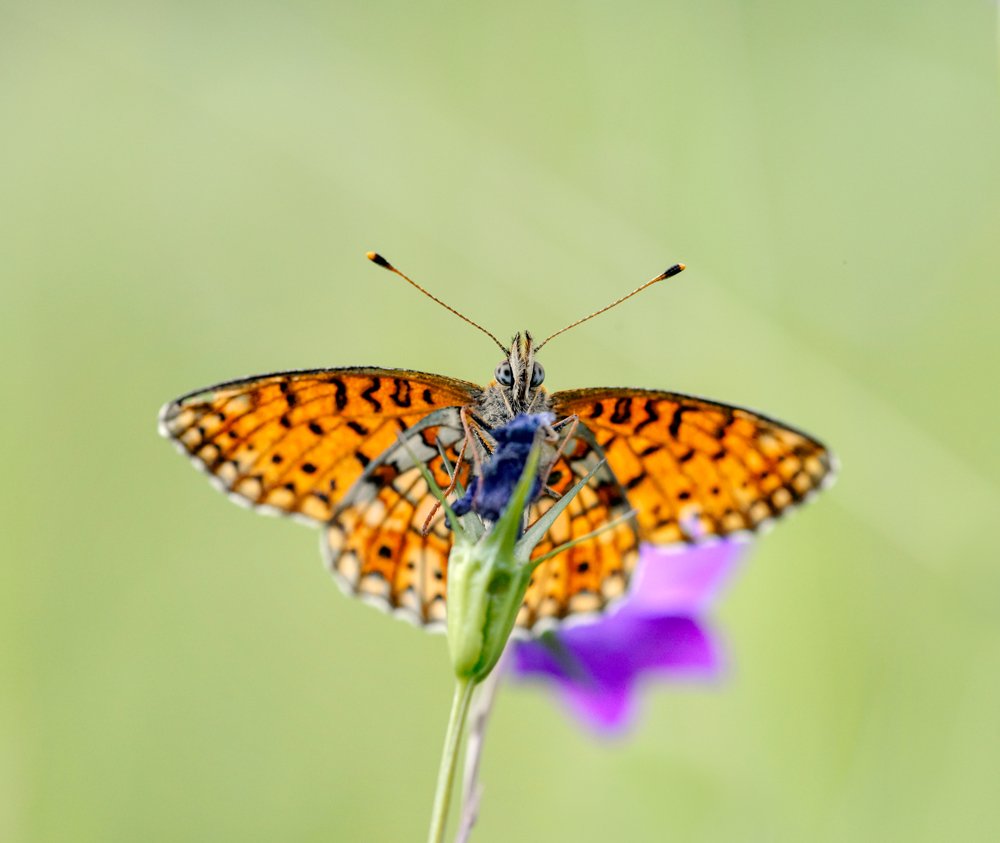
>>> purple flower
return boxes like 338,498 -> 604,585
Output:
511,541 -> 746,733
452,413 -> 554,523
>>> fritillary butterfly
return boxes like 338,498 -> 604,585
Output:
160,255 -> 835,631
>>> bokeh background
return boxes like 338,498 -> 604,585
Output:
3,2 -> 999,841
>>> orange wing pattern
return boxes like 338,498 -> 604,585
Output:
162,371 -> 833,630
553,388 -> 836,546
520,432 -> 639,630
323,410 -> 467,628
159,368 -> 476,523
325,415 -> 640,631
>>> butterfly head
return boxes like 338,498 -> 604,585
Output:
487,331 -> 548,419
366,251 -> 684,423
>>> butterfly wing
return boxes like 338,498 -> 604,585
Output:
552,388 -> 836,545
519,428 -> 640,630
163,372 -> 829,627
159,367 -> 478,523
323,409 -> 468,628
325,413 -> 640,632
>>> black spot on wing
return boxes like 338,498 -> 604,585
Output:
633,398 -> 659,434
361,378 -> 382,412
669,405 -> 690,438
391,378 -> 412,408
327,376 -> 348,410
610,397 -> 632,424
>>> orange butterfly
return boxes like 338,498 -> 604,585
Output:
160,254 -> 835,632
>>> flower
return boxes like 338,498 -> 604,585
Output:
511,540 -> 746,733
452,413 -> 554,523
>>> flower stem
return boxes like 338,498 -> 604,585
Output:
427,676 -> 476,843
456,650 -> 507,843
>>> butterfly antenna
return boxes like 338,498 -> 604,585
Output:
535,263 -> 686,351
367,252 -> 507,352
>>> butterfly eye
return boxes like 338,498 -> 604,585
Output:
530,362 -> 545,387
495,361 -> 514,386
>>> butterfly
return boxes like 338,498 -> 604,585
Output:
160,254 -> 836,632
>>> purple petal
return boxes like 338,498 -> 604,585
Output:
513,616 -> 722,733
559,679 -> 635,733
623,541 -> 745,616
511,541 -> 747,733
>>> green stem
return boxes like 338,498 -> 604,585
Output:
456,651 -> 507,843
427,677 -> 476,843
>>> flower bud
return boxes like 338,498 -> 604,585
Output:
412,413 -> 606,685
446,443 -> 540,682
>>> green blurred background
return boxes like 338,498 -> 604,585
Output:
3,2 -> 999,840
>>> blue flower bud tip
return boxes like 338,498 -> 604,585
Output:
450,413 -> 554,525
493,412 -> 555,446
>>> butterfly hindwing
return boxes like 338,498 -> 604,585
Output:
552,388 -> 836,545
324,410 -> 468,627
159,367 -> 477,523
324,413 -> 641,632
520,427 -> 640,630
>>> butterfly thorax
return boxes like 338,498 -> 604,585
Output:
474,330 -> 552,428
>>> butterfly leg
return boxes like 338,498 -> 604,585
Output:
460,406 -> 495,513
418,406 -> 488,535
460,406 -> 494,476
420,434 -> 470,536
537,414 -> 580,495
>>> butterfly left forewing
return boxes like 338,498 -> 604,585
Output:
552,388 -> 836,546
159,367 -> 477,523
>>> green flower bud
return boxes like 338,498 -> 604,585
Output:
446,445 -> 540,682
406,424 -> 613,685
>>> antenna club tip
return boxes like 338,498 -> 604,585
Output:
367,251 -> 392,269
661,262 -> 686,279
